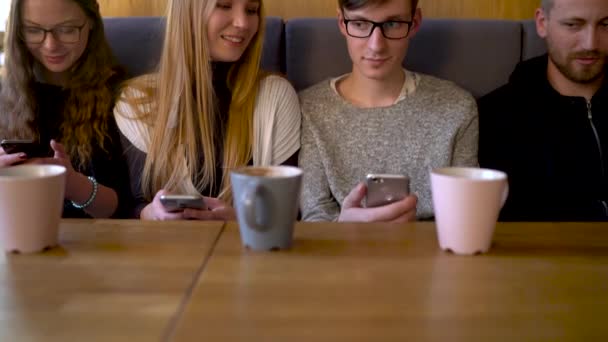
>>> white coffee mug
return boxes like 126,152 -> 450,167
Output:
0,165 -> 66,253
430,167 -> 508,255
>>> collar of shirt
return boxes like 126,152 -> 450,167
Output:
330,69 -> 420,105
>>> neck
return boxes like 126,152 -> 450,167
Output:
42,69 -> 70,87
546,60 -> 604,101
337,68 -> 405,108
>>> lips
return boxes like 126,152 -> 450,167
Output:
575,56 -> 600,65
44,55 -> 67,64
221,34 -> 245,45
363,56 -> 391,66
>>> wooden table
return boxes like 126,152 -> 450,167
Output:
0,219 -> 224,342
173,222 -> 608,342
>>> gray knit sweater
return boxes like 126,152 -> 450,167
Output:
299,72 -> 478,221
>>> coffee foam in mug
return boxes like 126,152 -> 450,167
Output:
236,166 -> 302,178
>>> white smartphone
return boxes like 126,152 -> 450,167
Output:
364,174 -> 410,208
159,194 -> 206,212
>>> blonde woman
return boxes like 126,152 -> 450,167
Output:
114,0 -> 301,220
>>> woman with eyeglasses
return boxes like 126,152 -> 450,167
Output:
0,0 -> 132,218
114,0 -> 300,221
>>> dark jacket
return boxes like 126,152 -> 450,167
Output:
478,54 -> 608,221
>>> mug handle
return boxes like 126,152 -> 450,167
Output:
243,183 -> 271,231
501,183 -> 510,208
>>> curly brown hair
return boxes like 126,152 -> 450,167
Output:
0,0 -> 117,168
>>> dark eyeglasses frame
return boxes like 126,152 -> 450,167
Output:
20,23 -> 87,44
343,18 -> 413,40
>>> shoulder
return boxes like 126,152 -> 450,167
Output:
298,79 -> 340,122
114,74 -> 157,118
254,75 -> 300,126
477,83 -> 514,113
257,74 -> 297,100
412,74 -> 477,123
113,74 -> 157,153
298,79 -> 334,104
417,73 -> 475,105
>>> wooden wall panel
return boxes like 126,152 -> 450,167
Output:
99,0 -> 541,20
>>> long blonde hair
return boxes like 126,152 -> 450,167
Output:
0,0 -> 118,168
120,0 -> 265,203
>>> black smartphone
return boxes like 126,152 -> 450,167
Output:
159,194 -> 206,212
0,139 -> 46,157
364,174 -> 411,208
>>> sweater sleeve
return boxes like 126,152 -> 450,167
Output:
253,75 -> 301,166
299,114 -> 340,222
451,95 -> 479,167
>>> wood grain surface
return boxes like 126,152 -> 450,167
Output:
0,219 -> 224,342
172,221 -> 608,342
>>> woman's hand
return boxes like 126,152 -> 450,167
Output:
31,140 -> 79,197
182,197 -> 236,221
0,147 -> 26,168
140,190 -> 186,221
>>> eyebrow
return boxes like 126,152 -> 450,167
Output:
345,14 -> 409,21
22,19 -> 82,26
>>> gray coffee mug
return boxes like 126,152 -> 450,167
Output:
231,166 -> 302,250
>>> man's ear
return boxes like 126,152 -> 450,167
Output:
535,8 -> 548,38
408,7 -> 423,39
337,8 -> 348,37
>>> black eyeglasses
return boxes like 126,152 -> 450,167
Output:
20,23 -> 87,44
343,19 -> 413,39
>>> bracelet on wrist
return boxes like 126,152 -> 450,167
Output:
71,176 -> 98,210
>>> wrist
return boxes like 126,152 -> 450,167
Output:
65,172 -> 87,200
140,203 -> 154,220
70,176 -> 98,210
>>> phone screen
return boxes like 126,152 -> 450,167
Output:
160,195 -> 206,212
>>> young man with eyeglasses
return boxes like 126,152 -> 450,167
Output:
478,0 -> 608,221
298,0 -> 478,222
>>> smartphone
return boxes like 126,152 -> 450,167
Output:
160,194 -> 206,212
0,139 -> 45,157
364,174 -> 410,208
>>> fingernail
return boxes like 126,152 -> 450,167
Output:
18,153 -> 26,158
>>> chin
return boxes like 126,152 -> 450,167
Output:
43,64 -> 71,74
213,49 -> 247,63
360,68 -> 395,81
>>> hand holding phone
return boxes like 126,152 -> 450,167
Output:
0,139 -> 46,158
159,194 -> 206,213
364,174 -> 410,208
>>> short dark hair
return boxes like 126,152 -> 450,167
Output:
541,0 -> 554,13
339,0 -> 419,14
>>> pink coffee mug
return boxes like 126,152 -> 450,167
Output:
0,165 -> 66,253
430,167 -> 508,255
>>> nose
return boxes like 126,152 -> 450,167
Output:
580,25 -> 600,50
367,25 -> 388,52
232,8 -> 250,29
42,32 -> 60,51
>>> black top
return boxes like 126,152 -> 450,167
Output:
123,63 -> 298,218
34,79 -> 133,218
478,55 -> 608,221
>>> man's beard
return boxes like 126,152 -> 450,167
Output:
548,47 -> 607,85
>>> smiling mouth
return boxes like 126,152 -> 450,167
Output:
45,55 -> 67,63
222,35 -> 245,44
